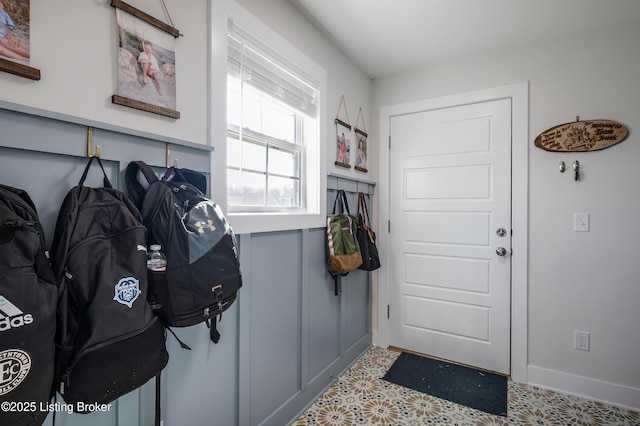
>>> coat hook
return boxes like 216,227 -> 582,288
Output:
165,145 -> 178,168
87,127 -> 101,158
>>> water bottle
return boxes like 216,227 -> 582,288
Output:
147,244 -> 167,271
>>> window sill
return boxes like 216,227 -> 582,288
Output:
227,211 -> 326,235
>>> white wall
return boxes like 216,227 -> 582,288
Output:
373,18 -> 640,409
0,0 -> 209,145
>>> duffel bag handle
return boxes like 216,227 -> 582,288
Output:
332,189 -> 351,215
357,192 -> 372,231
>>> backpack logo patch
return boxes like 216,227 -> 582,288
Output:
0,295 -> 34,332
0,349 -> 31,396
195,220 -> 216,233
113,277 -> 141,308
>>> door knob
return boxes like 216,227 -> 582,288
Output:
496,247 -> 507,256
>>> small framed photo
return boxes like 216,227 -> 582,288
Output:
111,0 -> 180,119
354,128 -> 368,172
0,0 -> 40,80
335,118 -> 352,169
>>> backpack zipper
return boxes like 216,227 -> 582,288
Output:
2,219 -> 37,228
172,300 -> 230,325
1,221 -> 40,244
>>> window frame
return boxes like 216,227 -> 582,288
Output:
227,124 -> 306,213
225,4 -> 326,234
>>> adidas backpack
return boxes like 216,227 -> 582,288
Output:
0,184 -> 58,426
125,161 -> 242,344
50,157 -> 168,409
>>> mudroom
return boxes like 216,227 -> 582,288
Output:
2,0 -> 640,425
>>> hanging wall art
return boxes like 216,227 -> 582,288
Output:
0,0 -> 40,80
335,95 -> 352,169
354,107 -> 368,172
535,117 -> 628,152
110,0 -> 180,119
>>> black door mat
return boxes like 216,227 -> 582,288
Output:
382,351 -> 508,416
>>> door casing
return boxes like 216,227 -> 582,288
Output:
377,82 -> 529,383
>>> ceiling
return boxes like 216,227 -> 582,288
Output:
290,0 -> 640,79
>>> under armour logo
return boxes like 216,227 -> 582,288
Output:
195,220 -> 216,234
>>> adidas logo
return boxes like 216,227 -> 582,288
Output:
0,296 -> 33,332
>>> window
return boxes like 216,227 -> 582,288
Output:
227,20 -> 323,228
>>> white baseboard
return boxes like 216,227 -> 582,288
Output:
528,365 -> 640,412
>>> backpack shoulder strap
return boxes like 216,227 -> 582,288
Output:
126,161 -> 160,209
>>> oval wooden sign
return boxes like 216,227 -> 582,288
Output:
535,119 -> 628,152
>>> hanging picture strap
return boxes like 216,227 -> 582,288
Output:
335,95 -> 351,129
355,107 -> 367,134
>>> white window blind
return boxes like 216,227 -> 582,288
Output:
227,21 -> 319,119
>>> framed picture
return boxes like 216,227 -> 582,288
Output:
335,118 -> 352,169
110,0 -> 180,119
354,128 -> 368,172
0,0 -> 40,80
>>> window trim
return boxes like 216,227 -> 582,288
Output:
226,3 -> 326,235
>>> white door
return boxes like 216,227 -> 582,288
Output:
389,98 -> 512,374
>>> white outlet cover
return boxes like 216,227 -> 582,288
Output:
574,213 -> 590,232
574,330 -> 590,351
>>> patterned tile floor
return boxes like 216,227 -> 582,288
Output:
293,346 -> 640,425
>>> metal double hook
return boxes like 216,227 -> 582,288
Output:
558,160 -> 580,181
573,160 -> 580,181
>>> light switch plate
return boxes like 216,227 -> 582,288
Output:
574,213 -> 590,232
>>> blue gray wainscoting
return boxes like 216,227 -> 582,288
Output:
0,106 -> 372,426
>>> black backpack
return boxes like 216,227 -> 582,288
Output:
0,184 -> 58,426
50,157 -> 168,409
125,161 -> 242,344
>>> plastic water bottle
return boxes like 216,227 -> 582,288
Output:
147,244 -> 167,271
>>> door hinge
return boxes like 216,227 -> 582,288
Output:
387,305 -> 390,318
388,220 -> 391,233
388,135 -> 391,149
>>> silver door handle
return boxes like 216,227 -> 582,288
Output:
496,247 -> 507,256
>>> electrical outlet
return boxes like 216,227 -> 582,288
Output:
574,213 -> 590,232
574,330 -> 590,351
